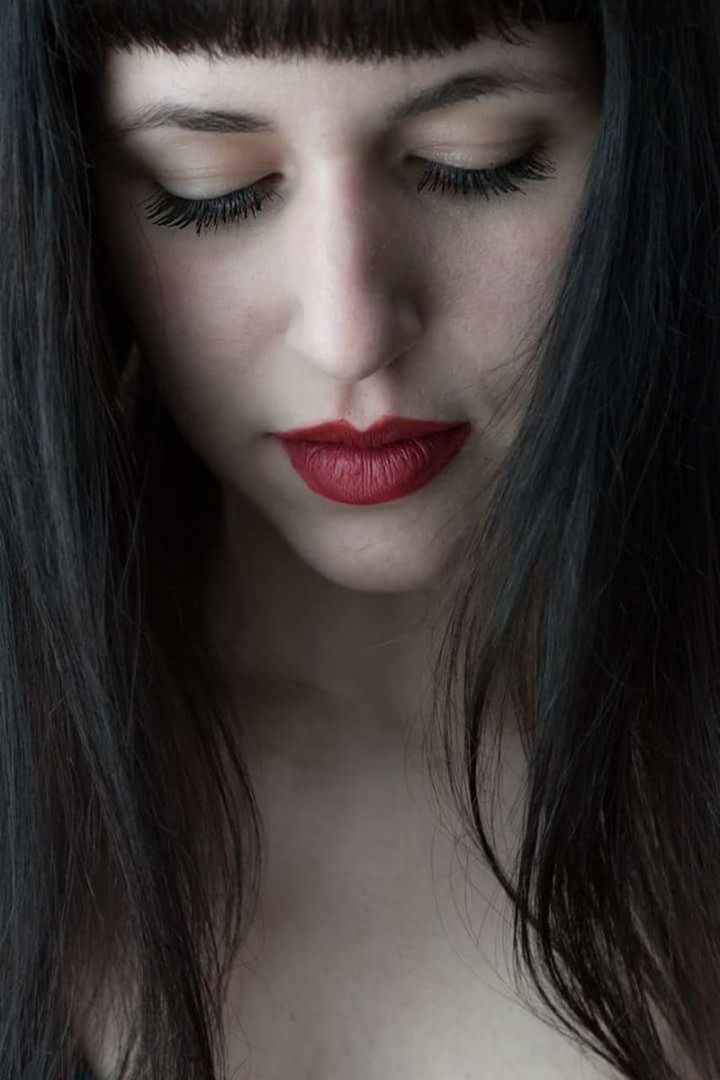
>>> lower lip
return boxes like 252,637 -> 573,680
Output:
274,424 -> 472,505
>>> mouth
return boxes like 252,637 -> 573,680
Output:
272,419 -> 473,506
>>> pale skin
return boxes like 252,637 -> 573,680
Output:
80,24 -> 625,1079
94,22 -> 602,754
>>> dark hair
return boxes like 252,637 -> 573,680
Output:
2,0 -> 719,1077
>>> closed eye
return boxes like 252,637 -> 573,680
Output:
138,143 -> 557,236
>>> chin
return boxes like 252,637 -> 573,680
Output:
282,516 -> 452,594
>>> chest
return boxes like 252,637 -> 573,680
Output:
79,707 -> 622,1080
215,758 -> 620,1080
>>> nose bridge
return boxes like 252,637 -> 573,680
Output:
284,164 -> 422,380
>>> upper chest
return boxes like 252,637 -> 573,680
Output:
78,695 -> 623,1080
218,842 -> 620,1080
214,737 -> 621,1080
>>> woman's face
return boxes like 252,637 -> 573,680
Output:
94,25 -> 602,594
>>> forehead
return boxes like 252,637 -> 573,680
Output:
98,24 -> 597,146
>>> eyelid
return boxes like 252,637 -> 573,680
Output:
137,124 -> 542,177
408,122 -> 551,154
408,142 -> 538,170
139,141 -> 557,234
409,131 -> 538,152
152,140 -> 539,199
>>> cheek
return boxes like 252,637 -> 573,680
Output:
101,207 -> 281,413
101,244 -> 274,477
97,177 -> 280,359
108,236 -> 269,475
445,199 -> 578,353
112,243 -> 268,357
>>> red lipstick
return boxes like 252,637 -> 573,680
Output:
272,415 -> 472,505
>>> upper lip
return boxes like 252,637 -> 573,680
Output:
273,415 -> 469,449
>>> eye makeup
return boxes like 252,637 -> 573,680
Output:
137,142 -> 557,235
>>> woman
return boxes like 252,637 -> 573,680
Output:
2,0 -> 718,1077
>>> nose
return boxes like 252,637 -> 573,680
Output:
283,165 -> 424,382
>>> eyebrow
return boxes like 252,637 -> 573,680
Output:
97,66 -> 579,142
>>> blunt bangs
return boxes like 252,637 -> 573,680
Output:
73,0 -> 596,66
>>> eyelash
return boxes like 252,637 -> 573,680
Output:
139,143 -> 556,236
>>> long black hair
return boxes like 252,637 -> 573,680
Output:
2,0 -> 719,1077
